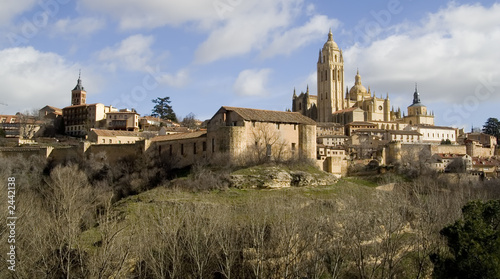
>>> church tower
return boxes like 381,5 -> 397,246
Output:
317,29 -> 344,122
71,71 -> 86,106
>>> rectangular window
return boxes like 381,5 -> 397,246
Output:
169,145 -> 173,156
193,143 -> 197,154
202,141 -> 207,152
212,138 -> 215,153
291,143 -> 296,151
181,144 -> 184,155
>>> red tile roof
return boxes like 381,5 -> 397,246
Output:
219,106 -> 316,125
151,131 -> 207,142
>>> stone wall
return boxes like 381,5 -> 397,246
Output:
153,136 -> 209,169
466,142 -> 496,157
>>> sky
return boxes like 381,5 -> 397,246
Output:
0,0 -> 499,130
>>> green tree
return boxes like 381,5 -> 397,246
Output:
431,200 -> 500,279
482,117 -> 500,141
151,96 -> 177,122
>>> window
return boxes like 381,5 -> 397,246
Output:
294,124 -> 297,130
181,144 -> 184,155
202,141 -> 207,152
193,143 -> 197,154
169,145 -> 173,156
102,139 -> 105,143
291,143 -> 296,151
109,139 -> 112,143
276,123 -> 280,129
212,138 -> 215,152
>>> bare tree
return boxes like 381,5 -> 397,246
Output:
45,164 -> 97,278
250,123 -> 289,164
88,193 -> 130,279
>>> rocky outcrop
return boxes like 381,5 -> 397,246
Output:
230,166 -> 337,189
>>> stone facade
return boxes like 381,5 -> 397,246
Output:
105,109 -> 140,131
207,106 -> 317,163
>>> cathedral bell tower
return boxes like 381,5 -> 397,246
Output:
71,70 -> 86,106
317,29 -> 344,122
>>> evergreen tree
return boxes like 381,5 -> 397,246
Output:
151,97 -> 177,122
482,117 -> 500,141
431,200 -> 500,279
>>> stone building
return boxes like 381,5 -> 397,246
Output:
105,109 -> 140,131
292,86 -> 317,121
88,129 -> 144,144
207,106 -> 317,163
293,30 -> 399,125
403,84 -> 434,125
63,75 -> 113,136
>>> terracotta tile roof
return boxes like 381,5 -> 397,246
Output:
63,103 -> 104,109
91,129 -> 143,137
434,153 -> 468,159
220,106 -> 316,125
416,124 -> 457,130
41,105 -> 62,113
353,128 -> 386,133
346,121 -> 377,126
0,115 -> 19,123
316,122 -> 343,127
151,131 -> 207,142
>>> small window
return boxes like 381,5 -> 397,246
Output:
291,143 -> 296,151
181,144 -> 184,155
193,143 -> 197,154
202,141 -> 207,152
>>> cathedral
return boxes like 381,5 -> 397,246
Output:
292,30 -> 434,128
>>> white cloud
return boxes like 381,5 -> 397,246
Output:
233,68 -> 272,96
97,34 -> 155,72
343,2 -> 500,108
158,69 -> 189,88
52,17 -> 105,36
80,0 -> 218,29
0,47 -> 80,114
261,15 -> 340,59
195,0 -> 302,64
0,0 -> 36,26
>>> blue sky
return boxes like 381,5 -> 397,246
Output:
1,0 -> 499,130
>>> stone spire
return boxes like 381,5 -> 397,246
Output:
413,83 -> 420,104
73,69 -> 84,91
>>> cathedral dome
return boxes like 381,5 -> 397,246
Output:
323,29 -> 339,50
349,70 -> 368,100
